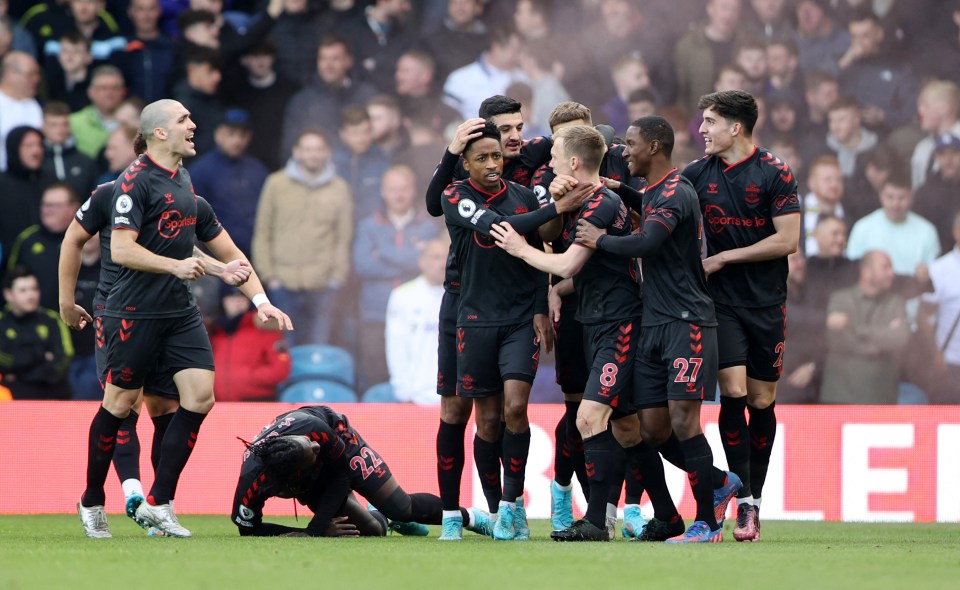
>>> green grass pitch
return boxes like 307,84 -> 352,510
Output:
1,516 -> 958,590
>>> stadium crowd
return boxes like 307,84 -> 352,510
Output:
0,0 -> 958,407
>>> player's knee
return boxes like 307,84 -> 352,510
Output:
719,381 -> 748,399
611,421 -> 642,447
747,388 -> 776,410
575,412 -> 605,439
440,396 -> 472,423
102,387 -> 139,417
502,397 -> 528,428
639,422 -> 670,447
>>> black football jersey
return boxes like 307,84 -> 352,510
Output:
102,155 -> 222,318
442,179 -> 547,326
682,147 -> 800,307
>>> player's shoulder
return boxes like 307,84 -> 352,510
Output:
445,178 -> 474,202
681,154 -> 713,179
756,147 -> 796,186
521,135 -> 553,162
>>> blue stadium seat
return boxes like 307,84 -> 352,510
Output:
362,382 -> 398,403
278,379 -> 358,404
288,344 -> 355,387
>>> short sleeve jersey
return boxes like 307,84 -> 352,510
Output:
637,170 -> 717,327
231,406 -> 349,530
564,186 -> 642,324
443,137 -> 553,295
442,178 -> 546,326
682,147 -> 800,307
103,155 -> 223,318
75,182 -> 117,313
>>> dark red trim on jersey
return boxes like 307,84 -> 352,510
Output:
721,146 -> 758,172
111,226 -> 140,234
646,168 -> 680,191
144,153 -> 180,179
467,178 -> 507,201
647,217 -> 673,233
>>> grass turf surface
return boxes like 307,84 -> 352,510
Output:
1,516 -> 958,590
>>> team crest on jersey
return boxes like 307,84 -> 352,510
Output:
745,183 -> 761,204
116,194 -> 133,213
458,199 -> 477,218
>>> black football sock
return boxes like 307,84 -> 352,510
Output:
659,432 -> 727,488
719,396 -> 752,498
81,406 -> 125,507
607,443 -> 626,506
681,434 -> 719,530
501,428 -> 531,501
582,429 -> 616,529
554,416 -> 574,487
473,434 -> 502,513
150,412 -> 175,474
148,407 -> 206,505
748,401 -> 777,501
436,421 -> 467,511
622,441 -> 644,505
625,441 -> 679,522
112,410 -> 141,485
497,420 -> 506,468
565,401 -> 588,497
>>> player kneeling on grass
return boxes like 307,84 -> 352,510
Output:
233,405 -> 493,537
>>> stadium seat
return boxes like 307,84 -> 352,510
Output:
278,379 -> 358,404
362,382 -> 398,403
288,344 -> 355,387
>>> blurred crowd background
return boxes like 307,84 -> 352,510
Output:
0,0 -> 959,406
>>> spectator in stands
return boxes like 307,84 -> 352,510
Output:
802,156 -> 847,255
916,134 -> 960,251
353,164 -> 440,391
116,0 -> 175,103
821,250 -> 910,404
798,70 -> 839,162
920,211 -> 960,404
674,0 -> 746,113
425,0 -> 489,81
517,51 -> 570,138
253,128 -> 352,346
821,96 -> 878,202
340,0 -> 414,93
68,64 -> 126,159
385,237 -> 448,406
392,101 -> 448,197
837,8 -> 919,132
228,41 -> 298,171
45,31 -> 92,111
331,105 -> 389,217
768,132 -> 805,191
209,285 -> 291,402
190,0 -> 282,69
95,123 -> 136,185
171,8 -> 220,85
442,23 -> 525,120
734,36 -> 768,96
366,94 -> 408,160
778,250 -> 823,403
67,231 -> 100,400
689,63 -> 748,150
41,101 -> 97,197
269,0 -> 323,88
794,0 -> 849,76
0,126 -> 55,266
910,80 -> 960,189
745,0 -> 795,41
172,48 -> 223,158
114,96 -> 144,129
0,265 -> 73,400
626,89 -> 657,124
765,36 -> 804,112
601,53 -> 657,135
848,174 -> 940,276
0,51 -> 42,171
189,108 -> 268,257
767,93 -> 798,136
0,0 -> 37,58
25,0 -> 125,61
5,183 -> 81,312
280,35 -> 377,158
392,48 -> 459,129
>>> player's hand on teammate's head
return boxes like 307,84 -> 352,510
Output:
557,181 -> 601,214
549,173 -> 578,200
173,257 -> 206,280
449,118 -> 487,155
59,303 -> 93,330
258,304 -> 294,331
574,218 -> 606,250
490,222 -> 525,256
221,259 -> 252,286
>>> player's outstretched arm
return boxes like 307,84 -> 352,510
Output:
203,231 -> 293,331
576,217 -> 673,257
57,220 -> 94,330
111,228 -> 205,279
702,212 -> 800,276
193,245 -> 251,286
491,222 -> 593,278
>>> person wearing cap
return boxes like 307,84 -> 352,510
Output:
188,108 -> 268,257
910,79 -> 960,190
916,134 -> 960,251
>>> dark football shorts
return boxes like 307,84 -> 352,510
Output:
335,414 -> 394,498
582,318 -> 641,417
436,290 -> 458,397
95,314 -> 180,399
456,322 -> 539,397
633,321 -> 719,409
102,308 -> 214,390
715,302 -> 786,382
554,297 -> 588,395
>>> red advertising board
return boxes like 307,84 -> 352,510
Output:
1,402 -> 958,522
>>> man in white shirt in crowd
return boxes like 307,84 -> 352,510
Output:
0,52 -> 43,171
920,211 -> 960,404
